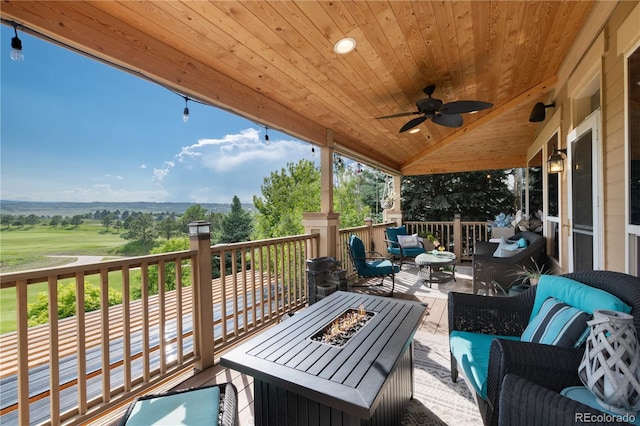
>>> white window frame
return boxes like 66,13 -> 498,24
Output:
624,39 -> 640,275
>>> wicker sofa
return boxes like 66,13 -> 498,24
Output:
472,231 -> 545,295
448,270 -> 640,426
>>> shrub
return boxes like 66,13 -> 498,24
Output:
27,282 -> 122,327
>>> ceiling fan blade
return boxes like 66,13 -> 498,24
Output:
432,113 -> 463,128
399,116 -> 428,133
440,100 -> 493,114
375,111 -> 422,119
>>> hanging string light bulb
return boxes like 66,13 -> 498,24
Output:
356,163 -> 363,174
311,146 -> 316,157
264,126 -> 270,145
11,24 -> 24,62
182,97 -> 189,123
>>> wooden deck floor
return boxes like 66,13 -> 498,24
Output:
95,264 -> 475,426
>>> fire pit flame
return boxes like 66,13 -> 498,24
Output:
310,305 -> 375,347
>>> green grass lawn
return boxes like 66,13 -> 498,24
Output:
0,222 -> 139,334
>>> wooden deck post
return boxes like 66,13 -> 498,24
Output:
189,221 -> 215,371
453,213 -> 462,263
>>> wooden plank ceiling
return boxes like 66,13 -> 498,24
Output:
1,1 -> 594,175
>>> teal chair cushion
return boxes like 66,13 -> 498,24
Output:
530,275 -> 631,322
387,246 -> 424,257
123,386 -> 220,425
449,331 -> 520,399
386,226 -> 407,244
349,235 -> 399,277
348,235 -> 368,270
359,259 -> 400,277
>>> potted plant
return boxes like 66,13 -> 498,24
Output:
418,230 -> 440,251
488,212 -> 515,239
511,258 -> 551,286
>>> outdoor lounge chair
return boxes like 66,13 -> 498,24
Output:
119,382 -> 238,426
471,231 -> 545,295
346,234 -> 399,296
384,225 -> 426,268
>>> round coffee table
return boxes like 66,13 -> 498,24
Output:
415,251 -> 457,288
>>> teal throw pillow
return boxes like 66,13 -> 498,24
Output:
521,297 -> 592,347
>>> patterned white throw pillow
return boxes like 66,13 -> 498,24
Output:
397,233 -> 420,248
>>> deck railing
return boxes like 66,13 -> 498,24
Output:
0,217 -> 487,425
0,232 -> 319,426
338,218 -> 490,277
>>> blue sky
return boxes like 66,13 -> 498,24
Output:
1,25 -> 317,204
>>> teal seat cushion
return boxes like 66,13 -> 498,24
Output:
530,275 -> 631,322
359,259 -> 400,277
387,246 -> 425,257
124,386 -> 220,425
449,331 -> 520,399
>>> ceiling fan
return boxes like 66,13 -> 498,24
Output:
376,85 -> 493,133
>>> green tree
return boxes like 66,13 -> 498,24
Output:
123,213 -> 156,242
180,204 -> 209,233
253,159 -> 320,239
132,237 -> 191,299
208,212 -> 226,243
402,170 -> 515,221
158,215 -> 178,239
102,213 -> 116,231
50,215 -> 62,227
220,196 -> 253,243
334,163 -> 373,228
70,215 -> 84,228
25,214 -> 39,226
1,214 -> 14,228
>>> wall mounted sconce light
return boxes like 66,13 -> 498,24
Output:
529,101 -> 555,122
10,24 -> 23,61
548,148 -> 567,173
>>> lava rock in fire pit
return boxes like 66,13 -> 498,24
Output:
309,306 -> 375,347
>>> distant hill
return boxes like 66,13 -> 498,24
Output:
0,200 -> 254,217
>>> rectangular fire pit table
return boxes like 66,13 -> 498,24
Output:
221,291 -> 426,426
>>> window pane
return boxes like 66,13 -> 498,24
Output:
630,46 -> 640,225
547,133 -> 559,217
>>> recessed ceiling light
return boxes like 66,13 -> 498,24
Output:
334,38 -> 356,54
408,128 -> 421,134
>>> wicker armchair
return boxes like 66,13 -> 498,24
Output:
448,270 -> 640,426
498,374 -> 634,426
472,231 -> 545,295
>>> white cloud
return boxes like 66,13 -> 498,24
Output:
140,164 -> 147,169
174,128 -> 309,173
152,161 -> 175,181
1,184 -> 170,203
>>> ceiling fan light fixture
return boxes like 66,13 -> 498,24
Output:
529,101 -> 555,122
334,38 -> 356,54
408,128 -> 421,134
